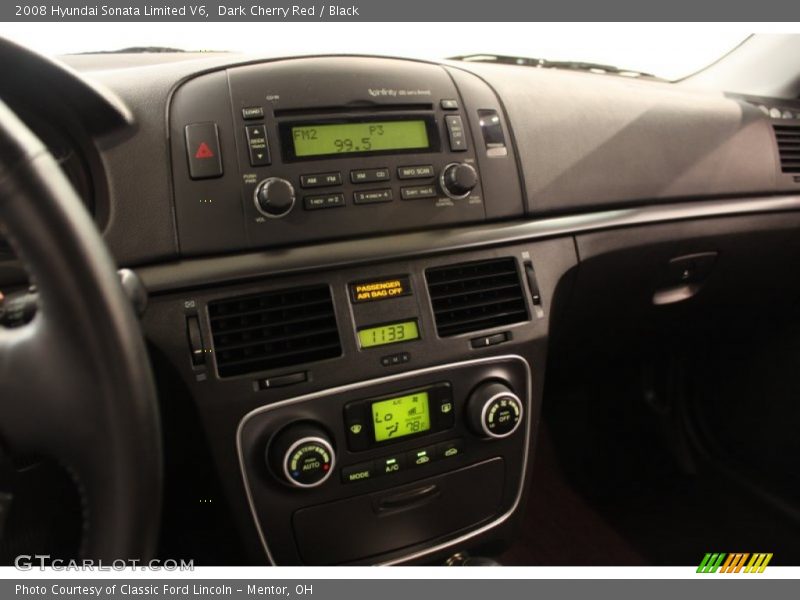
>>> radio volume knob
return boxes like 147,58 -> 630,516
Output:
440,162 -> 478,199
254,177 -> 295,218
267,423 -> 336,489
467,381 -> 523,439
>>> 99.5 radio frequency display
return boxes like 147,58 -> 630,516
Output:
291,120 -> 430,157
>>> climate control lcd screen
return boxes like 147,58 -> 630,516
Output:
371,391 -> 431,442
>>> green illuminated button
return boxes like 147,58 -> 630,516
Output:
373,454 -> 406,476
436,439 -> 464,460
341,463 -> 374,484
407,446 -> 436,468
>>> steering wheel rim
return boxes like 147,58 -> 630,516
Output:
0,99 -> 162,560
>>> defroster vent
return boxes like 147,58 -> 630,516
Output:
426,258 -> 529,337
774,124 -> 800,173
209,285 -> 341,378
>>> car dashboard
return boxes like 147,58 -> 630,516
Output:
3,43 -> 800,565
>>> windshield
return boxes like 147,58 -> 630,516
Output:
0,23 -> 747,81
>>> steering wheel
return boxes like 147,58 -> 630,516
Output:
0,99 -> 162,560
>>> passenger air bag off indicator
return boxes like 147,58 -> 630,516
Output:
349,276 -> 412,303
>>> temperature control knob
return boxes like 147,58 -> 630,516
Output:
268,423 -> 336,488
440,162 -> 478,199
254,177 -> 295,218
467,381 -> 523,439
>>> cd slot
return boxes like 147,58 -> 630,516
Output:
274,103 -> 434,118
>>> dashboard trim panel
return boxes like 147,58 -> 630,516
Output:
235,354 -> 533,565
138,194 -> 800,294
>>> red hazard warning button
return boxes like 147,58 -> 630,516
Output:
194,142 -> 215,159
185,123 -> 223,179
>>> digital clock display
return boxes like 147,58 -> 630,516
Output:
291,120 -> 430,157
357,320 -> 419,349
372,391 -> 431,442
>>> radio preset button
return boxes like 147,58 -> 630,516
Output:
354,189 -> 393,204
350,168 -> 390,184
398,165 -> 435,179
245,124 -> 270,166
300,172 -> 342,188
401,185 -> 437,200
445,115 -> 468,151
304,193 -> 345,210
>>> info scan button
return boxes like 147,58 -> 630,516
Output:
398,165 -> 435,179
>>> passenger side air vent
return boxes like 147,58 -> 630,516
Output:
774,125 -> 800,173
426,258 -> 529,337
208,285 -> 341,378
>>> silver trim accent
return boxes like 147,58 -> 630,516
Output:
253,177 -> 295,219
439,162 -> 477,200
236,354 -> 532,565
280,435 -> 336,489
478,391 -> 524,439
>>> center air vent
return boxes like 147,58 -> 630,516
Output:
774,125 -> 800,173
209,285 -> 341,378
426,258 -> 529,337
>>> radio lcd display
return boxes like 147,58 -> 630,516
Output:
371,391 -> 431,442
291,120 -> 430,157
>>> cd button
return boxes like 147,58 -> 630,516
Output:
351,168 -> 390,184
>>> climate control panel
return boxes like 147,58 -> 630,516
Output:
238,356 -> 531,565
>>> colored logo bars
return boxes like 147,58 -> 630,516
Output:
697,553 -> 773,573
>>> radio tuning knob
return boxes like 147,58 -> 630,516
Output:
254,177 -> 295,218
267,422 -> 336,489
467,381 -> 523,439
440,162 -> 478,200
